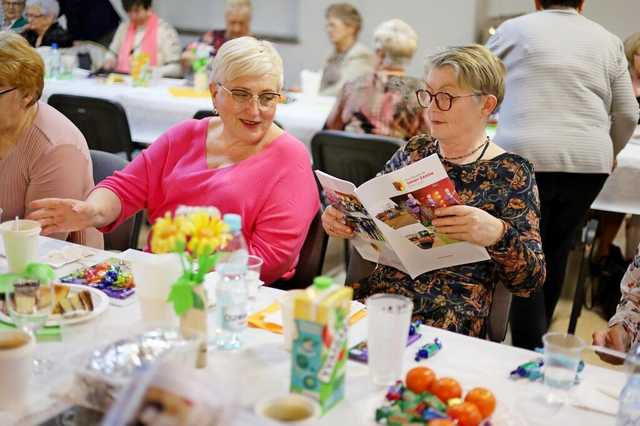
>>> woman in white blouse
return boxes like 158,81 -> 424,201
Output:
103,0 -> 181,78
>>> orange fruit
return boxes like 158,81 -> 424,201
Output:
464,387 -> 496,418
430,377 -> 462,402
447,402 -> 483,426
405,366 -> 436,393
428,420 -> 455,426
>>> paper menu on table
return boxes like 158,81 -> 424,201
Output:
262,300 -> 366,327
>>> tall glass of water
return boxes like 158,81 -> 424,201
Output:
542,332 -> 585,404
245,255 -> 263,306
366,294 -> 413,386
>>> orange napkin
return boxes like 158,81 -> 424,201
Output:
248,302 -> 367,335
168,86 -> 210,98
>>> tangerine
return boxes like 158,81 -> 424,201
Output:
405,366 -> 436,393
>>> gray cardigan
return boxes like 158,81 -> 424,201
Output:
319,42 -> 374,97
487,9 -> 638,174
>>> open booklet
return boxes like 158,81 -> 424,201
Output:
316,153 -> 490,278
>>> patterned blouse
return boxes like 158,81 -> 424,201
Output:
325,72 -> 430,141
609,244 -> 640,350
351,136 -> 546,337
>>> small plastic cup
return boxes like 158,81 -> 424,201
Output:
0,219 -> 41,273
542,332 -> 586,404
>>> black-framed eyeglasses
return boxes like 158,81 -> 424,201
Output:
217,83 -> 281,109
0,87 -> 17,96
416,89 -> 483,111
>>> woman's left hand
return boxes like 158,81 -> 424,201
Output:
432,205 -> 505,247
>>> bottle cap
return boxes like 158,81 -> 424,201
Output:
51,42 -> 58,49
312,276 -> 332,290
223,213 -> 242,232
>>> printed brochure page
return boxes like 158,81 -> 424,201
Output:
316,153 -> 489,278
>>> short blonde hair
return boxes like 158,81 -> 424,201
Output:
0,31 -> 44,103
624,32 -> 640,71
427,44 -> 506,108
225,0 -> 251,17
326,3 -> 362,36
373,19 -> 418,68
210,36 -> 283,89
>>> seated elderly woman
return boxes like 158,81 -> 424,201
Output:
103,0 -> 181,78
0,31 -> 102,248
319,3 -> 373,96
593,243 -> 640,364
21,0 -> 72,47
324,19 -> 429,140
323,45 -> 546,336
181,0 -> 252,73
29,36 -> 319,284
1,0 -> 28,33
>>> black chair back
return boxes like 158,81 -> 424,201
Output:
192,110 -> 284,129
90,150 -> 142,251
311,130 -> 403,187
49,94 -> 133,160
271,210 -> 328,290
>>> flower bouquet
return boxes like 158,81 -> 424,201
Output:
150,206 -> 231,364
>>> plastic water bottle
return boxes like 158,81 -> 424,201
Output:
617,344 -> 640,426
49,43 -> 61,79
215,214 -> 249,350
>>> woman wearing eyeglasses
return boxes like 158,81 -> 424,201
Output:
21,0 -> 72,48
28,37 -> 319,284
1,0 -> 28,33
0,31 -> 101,248
322,45 -> 546,337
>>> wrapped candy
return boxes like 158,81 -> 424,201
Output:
414,338 -> 442,362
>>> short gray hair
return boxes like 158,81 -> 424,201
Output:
373,19 -> 418,68
26,0 -> 59,18
210,36 -> 283,89
225,0 -> 251,16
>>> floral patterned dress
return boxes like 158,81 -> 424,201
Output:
350,136 -> 546,337
609,244 -> 640,349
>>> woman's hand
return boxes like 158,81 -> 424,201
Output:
432,205 -> 506,247
592,324 -> 629,365
27,198 -> 97,235
321,206 -> 354,239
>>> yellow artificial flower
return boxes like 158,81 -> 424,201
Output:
186,212 -> 231,257
150,212 -> 190,254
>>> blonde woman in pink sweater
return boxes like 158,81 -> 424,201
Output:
0,31 -> 102,249
29,37 -> 319,284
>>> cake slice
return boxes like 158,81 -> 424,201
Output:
78,291 -> 94,311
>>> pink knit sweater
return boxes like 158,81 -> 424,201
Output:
97,119 -> 319,283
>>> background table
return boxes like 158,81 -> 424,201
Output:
42,77 -> 336,152
0,237 -> 624,425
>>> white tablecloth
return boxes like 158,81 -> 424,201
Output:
0,237 -> 624,425
42,77 -> 336,151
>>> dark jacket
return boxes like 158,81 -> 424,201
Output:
59,0 -> 120,43
22,22 -> 73,48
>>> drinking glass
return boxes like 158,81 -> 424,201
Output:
542,332 -> 586,404
245,255 -> 263,305
366,294 -> 413,386
5,280 -> 54,374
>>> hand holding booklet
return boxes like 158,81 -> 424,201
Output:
316,153 -> 489,278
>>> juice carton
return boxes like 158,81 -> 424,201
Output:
290,277 -> 353,414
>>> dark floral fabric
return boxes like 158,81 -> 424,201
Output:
326,72 -> 429,140
609,244 -> 640,350
350,135 -> 546,337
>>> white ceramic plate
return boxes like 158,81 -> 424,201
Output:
0,284 -> 109,326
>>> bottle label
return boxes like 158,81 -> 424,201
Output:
222,306 -> 247,332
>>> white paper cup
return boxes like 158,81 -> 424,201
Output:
255,394 -> 320,425
279,290 -> 304,351
300,70 -> 322,96
0,219 -> 41,273
0,330 -> 35,411
128,251 -> 182,327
